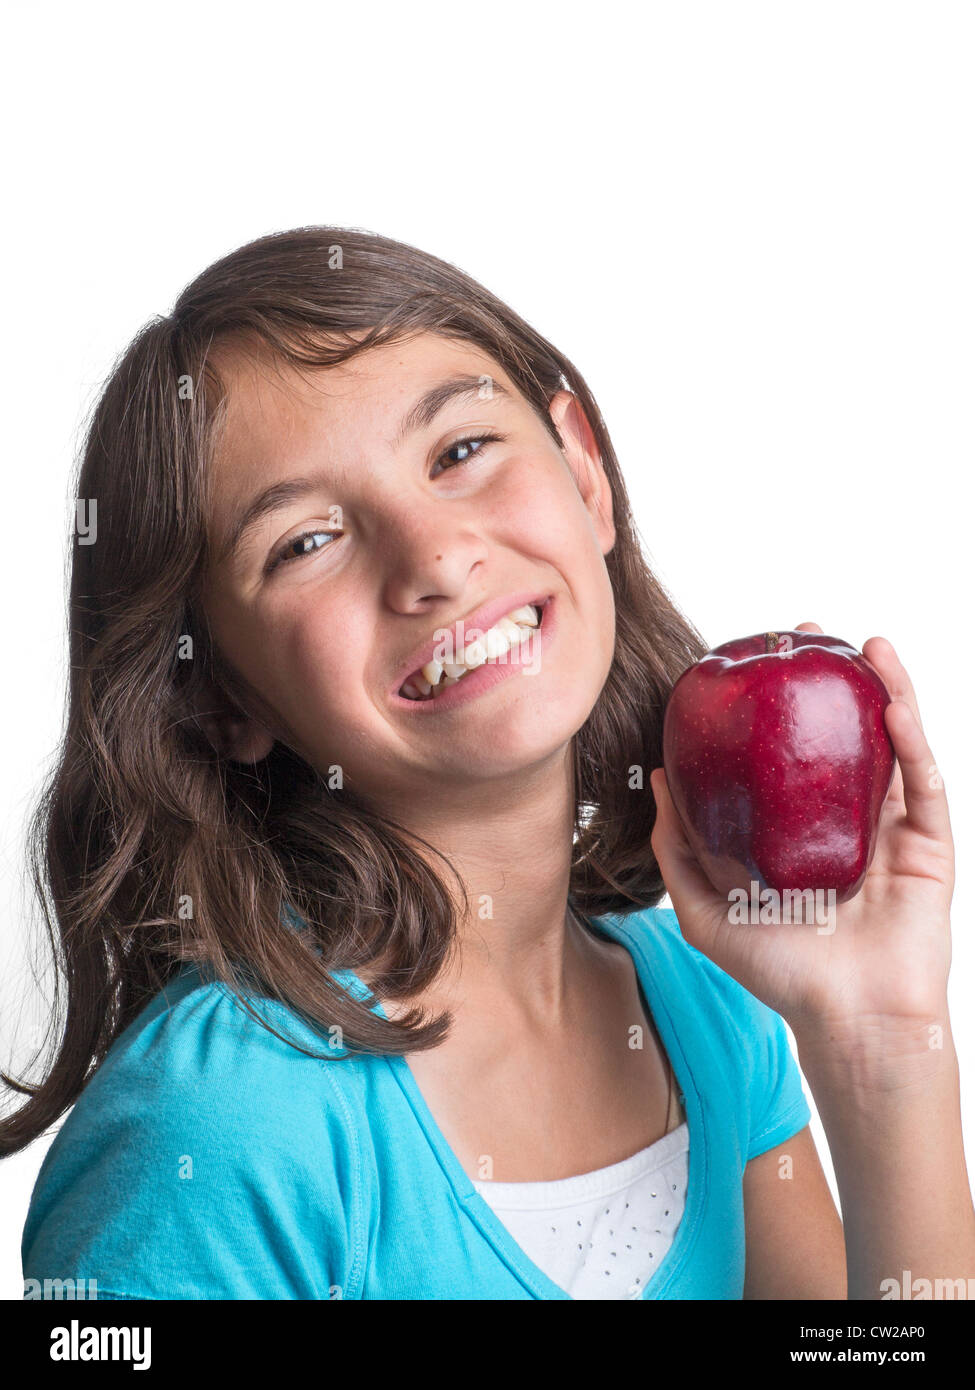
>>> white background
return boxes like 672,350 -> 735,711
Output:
1,0 -> 973,1299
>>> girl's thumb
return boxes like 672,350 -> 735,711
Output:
649,768 -> 721,948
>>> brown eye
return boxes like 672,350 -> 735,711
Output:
433,433 -> 502,474
267,529 -> 336,573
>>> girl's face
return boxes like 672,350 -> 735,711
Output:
200,332 -> 617,813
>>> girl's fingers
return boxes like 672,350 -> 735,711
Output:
794,620 -> 824,634
862,635 -> 925,735
884,698 -> 951,842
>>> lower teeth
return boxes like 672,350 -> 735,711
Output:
403,673 -> 465,702
427,674 -> 463,700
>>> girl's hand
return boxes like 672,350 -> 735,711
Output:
649,623 -> 955,1038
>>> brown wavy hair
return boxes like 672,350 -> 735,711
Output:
0,225 -> 707,1156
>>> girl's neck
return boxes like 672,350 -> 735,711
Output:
365,900 -> 618,1035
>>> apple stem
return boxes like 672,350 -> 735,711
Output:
765,631 -> 779,654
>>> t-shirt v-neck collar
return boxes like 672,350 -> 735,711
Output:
347,910 -> 709,1301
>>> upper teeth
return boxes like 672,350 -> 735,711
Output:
401,604 -> 541,700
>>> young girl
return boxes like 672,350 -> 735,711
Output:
6,227 -> 972,1300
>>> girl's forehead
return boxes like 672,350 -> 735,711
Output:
213,332 -> 509,422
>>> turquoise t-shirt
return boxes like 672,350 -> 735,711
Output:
21,905 -> 811,1300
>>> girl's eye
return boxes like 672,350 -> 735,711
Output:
266,433 -> 502,573
433,432 -> 502,475
267,529 -> 337,573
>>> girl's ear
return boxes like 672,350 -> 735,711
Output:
548,390 -> 616,555
190,669 -> 276,764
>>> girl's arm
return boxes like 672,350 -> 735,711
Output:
792,1013 -> 975,1300
743,1126 -> 847,1299
742,1024 -> 975,1301
650,624 -> 975,1300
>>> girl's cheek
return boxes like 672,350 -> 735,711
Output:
498,465 -> 570,537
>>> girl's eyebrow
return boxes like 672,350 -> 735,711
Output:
217,373 -> 511,565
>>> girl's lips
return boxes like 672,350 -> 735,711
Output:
389,590 -> 552,698
390,596 -> 556,714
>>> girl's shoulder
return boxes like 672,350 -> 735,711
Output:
80,961 -> 377,1118
610,901 -> 778,1027
31,962 -> 381,1209
22,963 -> 377,1299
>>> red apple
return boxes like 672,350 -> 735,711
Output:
661,630 -> 895,905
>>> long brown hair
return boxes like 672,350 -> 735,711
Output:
0,226 -> 707,1156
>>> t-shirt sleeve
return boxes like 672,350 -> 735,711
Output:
742,1001 -> 812,1160
22,978 -> 366,1301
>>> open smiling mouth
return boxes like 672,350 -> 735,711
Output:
398,603 -> 544,702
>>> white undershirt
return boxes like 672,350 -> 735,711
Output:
472,1121 -> 690,1299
